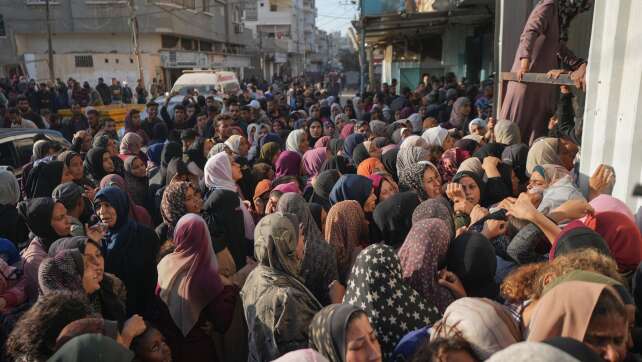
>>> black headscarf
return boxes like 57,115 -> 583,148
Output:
17,197 -> 62,249
446,231 -> 498,299
381,148 -> 399,182
373,191 -> 420,248
328,138 -> 344,156
473,142 -> 506,160
552,223 -> 611,259
454,139 -> 479,155
557,0 -> 592,42
502,143 -> 529,183
203,189 -> 249,268
26,160 -> 64,198
310,170 -> 341,211
184,138 -> 207,169
351,143 -> 370,168
329,174 -> 372,207
543,337 -> 602,362
320,156 -> 354,175
84,148 -> 110,182
159,142 -> 182,186
453,171 -> 488,207
52,182 -> 84,211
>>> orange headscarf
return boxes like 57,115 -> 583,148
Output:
357,157 -> 386,177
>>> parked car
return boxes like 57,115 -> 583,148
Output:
0,129 -> 70,178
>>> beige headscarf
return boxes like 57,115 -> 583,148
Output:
526,138 -> 561,176
494,120 -> 522,146
527,281 -> 623,342
457,157 -> 484,177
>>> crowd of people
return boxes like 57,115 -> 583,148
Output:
0,65 -> 639,362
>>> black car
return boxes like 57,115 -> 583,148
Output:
0,129 -> 70,178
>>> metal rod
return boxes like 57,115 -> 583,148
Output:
501,72 -> 575,86
129,0 -> 144,87
358,0 -> 365,96
45,0 -> 55,82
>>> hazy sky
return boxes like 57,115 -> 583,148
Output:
315,0 -> 358,35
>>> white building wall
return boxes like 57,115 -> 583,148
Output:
579,0 -> 642,213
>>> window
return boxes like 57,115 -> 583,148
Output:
181,38 -> 195,50
0,14 -> 5,37
162,35 -> 179,49
202,0 -> 209,12
74,55 -> 94,67
14,137 -> 35,170
269,0 -> 277,11
200,40 -> 212,51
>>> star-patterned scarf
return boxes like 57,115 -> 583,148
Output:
343,244 -> 441,359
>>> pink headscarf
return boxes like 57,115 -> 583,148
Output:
314,136 -> 331,149
302,147 -> 327,180
588,195 -> 634,222
340,123 -> 354,139
157,213 -> 224,336
273,181 -> 301,194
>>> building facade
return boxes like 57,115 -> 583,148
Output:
0,0 -> 254,88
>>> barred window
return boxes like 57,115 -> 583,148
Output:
74,55 -> 94,67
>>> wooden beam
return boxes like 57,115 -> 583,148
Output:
501,72 -> 576,86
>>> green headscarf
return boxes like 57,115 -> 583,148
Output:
260,141 -> 281,165
254,212 -> 301,278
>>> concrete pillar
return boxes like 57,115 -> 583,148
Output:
579,0 -> 642,212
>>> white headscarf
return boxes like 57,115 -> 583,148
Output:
408,113 -> 423,133
0,170 -> 20,205
203,152 -> 255,239
422,126 -> 449,147
224,135 -> 243,155
286,129 -> 306,154
400,135 -> 428,149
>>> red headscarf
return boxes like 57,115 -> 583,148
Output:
592,211 -> 642,272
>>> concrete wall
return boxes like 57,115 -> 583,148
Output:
579,0 -> 642,213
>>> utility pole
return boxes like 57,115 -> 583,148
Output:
45,0 -> 55,82
128,0 -> 144,87
358,0 -> 366,96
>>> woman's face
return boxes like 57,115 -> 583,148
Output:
527,172 -> 547,191
584,313 -> 628,362
345,314 -> 382,362
231,160 -> 243,181
97,201 -> 118,228
423,167 -> 442,199
470,123 -> 484,136
460,103 -> 471,116
442,135 -> 455,151
106,139 -> 117,156
132,113 -> 141,126
184,186 -> 203,214
131,157 -> 147,178
136,328 -> 172,362
84,242 -> 104,282
298,133 -> 309,153
51,202 -> 70,236
82,261 -> 101,295
309,122 -> 323,138
559,140 -> 579,171
344,106 -> 354,117
458,176 -> 480,205
69,155 -> 84,180
238,137 -> 250,157
363,188 -> 377,213
379,180 -> 397,203
60,164 -> 74,184
102,152 -> 115,173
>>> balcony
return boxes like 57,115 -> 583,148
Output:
261,37 -> 299,54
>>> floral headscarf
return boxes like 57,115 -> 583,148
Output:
160,181 -> 191,235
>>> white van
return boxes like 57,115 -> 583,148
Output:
170,70 -> 240,96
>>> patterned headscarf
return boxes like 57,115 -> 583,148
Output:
398,218 -> 454,313
448,97 -> 471,128
412,197 -> 455,239
309,304 -> 364,362
38,249 -> 85,295
343,244 -> 441,359
558,0 -> 592,42
325,200 -> 367,283
254,212 -> 301,278
439,148 -> 471,183
396,146 -> 430,175
119,132 -> 143,156
160,181 -> 191,235
398,162 -> 439,201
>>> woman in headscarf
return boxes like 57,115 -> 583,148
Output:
422,126 -> 454,150
307,119 -> 324,148
398,218 -> 454,313
94,186 -> 161,317
527,280 -> 628,360
319,155 -> 353,175
85,147 -> 116,185
445,97 -> 472,129
203,152 -> 255,268
396,146 -> 430,175
325,200 -> 369,284
123,156 -> 149,207
57,150 -> 92,188
367,173 -> 399,205
17,197 -> 71,302
457,157 -> 484,176
502,143 -> 530,185
100,174 -> 154,228
274,150 -> 303,179
381,147 -> 400,182
241,213 -> 322,361
412,198 -> 455,238
400,135 -> 428,150
119,132 -> 146,163
259,141 -> 282,166
47,236 -> 127,322
398,162 -> 442,201
329,174 -> 377,214
342,133 -> 366,163
26,160 -> 74,198
431,298 -> 521,360
446,232 -> 498,298
184,137 -> 209,172
328,138 -> 344,157
357,158 -> 386,177
495,119 -> 522,146
38,248 -> 100,300
309,304 -> 382,362
302,147 -> 327,187
344,244 -> 441,359
455,138 -> 481,155
286,129 -> 309,155
48,334 -> 135,362
501,0 -> 591,143
0,170 -> 29,245
309,170 -> 341,211
277,193 -> 338,305
156,214 -> 238,362
158,181 -> 203,242
439,148 -> 471,183
526,137 -> 568,176
371,191 -> 419,249
314,136 -> 331,149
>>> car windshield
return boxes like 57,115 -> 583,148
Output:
172,84 -> 215,96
